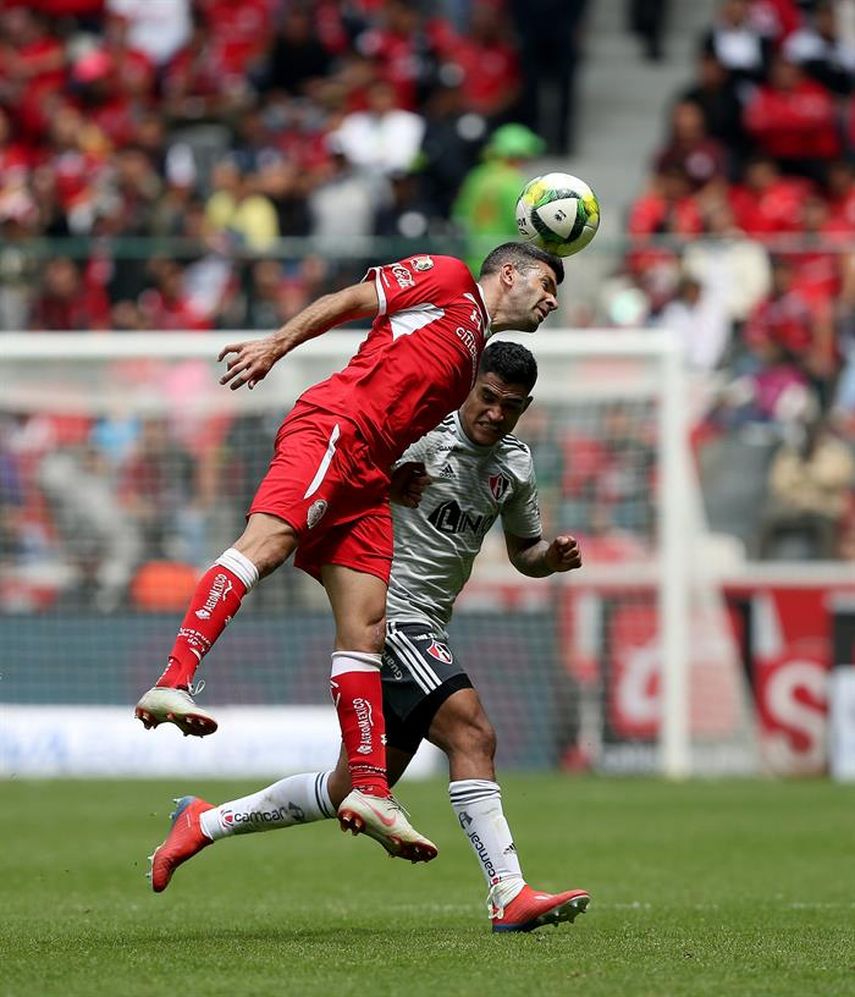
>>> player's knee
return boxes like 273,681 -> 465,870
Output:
234,515 -> 296,578
253,542 -> 290,578
337,611 -> 385,654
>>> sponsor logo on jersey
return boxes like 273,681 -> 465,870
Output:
439,463 -> 454,479
455,326 -> 479,384
427,499 -> 492,537
410,255 -> 433,271
489,472 -> 510,501
195,573 -> 233,619
390,262 -> 414,288
307,498 -> 328,529
426,640 -> 453,664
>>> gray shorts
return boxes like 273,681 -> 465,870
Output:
381,621 -> 473,754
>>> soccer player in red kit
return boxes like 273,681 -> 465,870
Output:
134,242 -> 563,862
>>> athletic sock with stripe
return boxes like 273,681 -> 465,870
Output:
330,651 -> 389,796
156,548 -> 259,689
449,779 -> 525,909
200,772 -> 335,840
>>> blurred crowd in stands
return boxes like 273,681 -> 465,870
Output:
0,0 -> 581,335
615,0 -> 855,563
2,0 -> 855,615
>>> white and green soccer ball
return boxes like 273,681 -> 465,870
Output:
515,172 -> 601,257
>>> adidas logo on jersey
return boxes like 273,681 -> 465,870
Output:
439,463 -> 454,479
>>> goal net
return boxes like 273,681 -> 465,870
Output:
0,330 -> 758,777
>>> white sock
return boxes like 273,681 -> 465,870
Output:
200,772 -> 335,840
215,547 -> 259,591
448,779 -> 525,907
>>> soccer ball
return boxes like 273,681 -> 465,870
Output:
515,173 -> 601,257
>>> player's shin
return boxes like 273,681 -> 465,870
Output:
200,772 -> 336,840
449,780 -> 524,909
330,651 -> 389,797
156,548 -> 259,688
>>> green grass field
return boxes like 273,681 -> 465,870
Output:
2,776 -> 853,996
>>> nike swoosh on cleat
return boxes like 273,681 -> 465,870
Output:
363,801 -> 398,828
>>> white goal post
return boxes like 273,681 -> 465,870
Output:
1,329 -> 754,778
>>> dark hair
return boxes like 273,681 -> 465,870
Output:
479,241 -> 564,285
478,340 -> 538,393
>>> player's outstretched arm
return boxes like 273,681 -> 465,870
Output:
218,281 -> 379,390
505,532 -> 582,578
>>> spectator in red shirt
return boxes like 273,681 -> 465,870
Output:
825,160 -> 855,232
653,98 -> 729,193
139,259 -> 211,331
789,192 -> 846,309
356,0 -> 441,110
439,0 -> 521,122
743,256 -> 837,402
161,10 -> 234,125
626,165 -> 704,300
71,49 -> 140,150
0,6 -> 67,143
197,0 -> 274,79
743,55 -> 841,181
31,258 -> 110,331
728,155 -> 813,237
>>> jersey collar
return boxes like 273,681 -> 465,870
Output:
473,282 -> 492,339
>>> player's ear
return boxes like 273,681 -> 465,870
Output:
501,262 -> 516,287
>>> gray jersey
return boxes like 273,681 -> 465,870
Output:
386,411 -> 542,634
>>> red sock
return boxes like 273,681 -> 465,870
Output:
330,653 -> 388,796
156,564 -> 249,689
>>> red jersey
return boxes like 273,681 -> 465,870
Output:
297,255 -> 489,464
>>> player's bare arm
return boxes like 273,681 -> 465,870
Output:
218,281 -> 380,390
504,532 -> 582,578
389,461 -> 431,508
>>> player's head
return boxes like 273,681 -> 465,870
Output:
459,341 -> 537,446
478,242 -> 563,333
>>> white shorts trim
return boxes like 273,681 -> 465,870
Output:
303,423 -> 341,499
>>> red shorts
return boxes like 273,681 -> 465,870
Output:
249,404 -> 393,583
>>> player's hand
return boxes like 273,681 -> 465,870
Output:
218,337 -> 282,390
544,534 -> 582,573
390,461 -> 431,507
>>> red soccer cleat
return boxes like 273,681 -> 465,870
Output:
490,884 -> 591,933
148,796 -> 214,893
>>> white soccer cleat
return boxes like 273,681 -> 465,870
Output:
134,686 -> 218,737
337,788 -> 438,863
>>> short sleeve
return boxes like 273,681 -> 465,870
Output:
363,256 -> 471,317
500,461 -> 542,540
